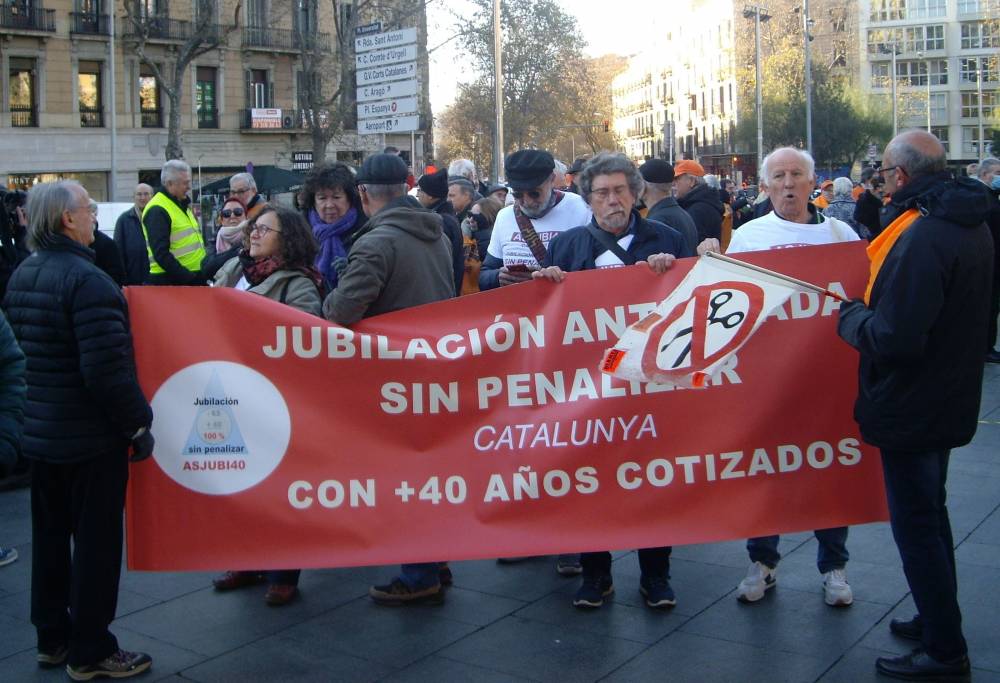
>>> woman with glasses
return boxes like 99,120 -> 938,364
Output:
299,161 -> 367,290
209,205 -> 324,605
459,197 -> 502,295
201,196 -> 251,281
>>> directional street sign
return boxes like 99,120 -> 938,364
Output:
354,27 -> 417,54
358,96 -> 418,120
358,114 -> 420,135
356,61 -> 417,86
357,79 -> 419,104
355,44 -> 418,69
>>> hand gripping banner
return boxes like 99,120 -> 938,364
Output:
125,242 -> 888,571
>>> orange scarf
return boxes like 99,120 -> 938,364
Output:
864,208 -> 920,304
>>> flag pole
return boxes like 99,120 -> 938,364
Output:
704,251 -> 849,302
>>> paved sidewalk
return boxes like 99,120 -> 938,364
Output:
2,368 -> 1000,682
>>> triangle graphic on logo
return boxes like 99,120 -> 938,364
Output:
183,370 -> 248,457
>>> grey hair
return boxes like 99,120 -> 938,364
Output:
229,172 -> 257,191
26,180 -> 83,251
553,159 -> 567,176
885,133 -> 947,179
161,159 -> 192,186
448,159 -> 476,181
363,183 -> 408,200
703,174 -> 720,189
448,179 -> 475,197
832,177 -> 854,197
760,147 -> 815,183
978,158 -> 1000,180
579,152 -> 645,202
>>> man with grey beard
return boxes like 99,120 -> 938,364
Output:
478,150 -> 591,290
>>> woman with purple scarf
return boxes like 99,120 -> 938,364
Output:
300,162 -> 367,289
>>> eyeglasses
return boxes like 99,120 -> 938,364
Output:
230,187 -> 253,194
512,189 -> 543,200
589,186 -> 631,201
220,208 -> 245,218
250,223 -> 281,236
875,165 -> 901,177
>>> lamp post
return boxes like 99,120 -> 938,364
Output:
880,42 -> 900,137
492,0 -> 504,182
917,50 -> 931,132
797,1 -> 814,154
978,58 -> 986,161
743,5 -> 771,174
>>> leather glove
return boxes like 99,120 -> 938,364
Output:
130,429 -> 155,463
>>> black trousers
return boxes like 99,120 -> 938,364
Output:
880,449 -> 967,661
581,547 -> 672,578
31,454 -> 128,667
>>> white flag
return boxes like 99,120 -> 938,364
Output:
601,255 -> 804,388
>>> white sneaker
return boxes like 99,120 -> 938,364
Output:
823,568 -> 853,607
737,561 -> 776,603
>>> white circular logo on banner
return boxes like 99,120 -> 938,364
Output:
150,361 -> 291,495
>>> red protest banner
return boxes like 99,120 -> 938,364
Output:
125,241 -> 887,571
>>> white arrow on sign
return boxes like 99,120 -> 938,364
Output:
356,61 -> 417,86
358,96 -> 419,120
356,79 -> 419,104
358,114 -> 420,135
355,44 -> 418,70
354,27 -> 417,54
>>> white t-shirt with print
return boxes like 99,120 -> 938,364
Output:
727,210 -> 860,254
486,192 -> 592,267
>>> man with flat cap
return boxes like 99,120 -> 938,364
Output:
415,167 -> 464,296
325,154 -> 455,605
479,149 -> 591,290
639,159 -> 699,256
565,157 -> 587,194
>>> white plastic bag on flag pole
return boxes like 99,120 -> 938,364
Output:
600,255 -> 804,388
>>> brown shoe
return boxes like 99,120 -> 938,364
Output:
369,578 -> 444,605
212,570 -> 265,591
264,583 -> 298,606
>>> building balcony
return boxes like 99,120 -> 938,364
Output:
239,108 -> 306,130
122,15 -> 192,42
0,6 -> 55,32
70,12 -> 109,35
80,107 -> 103,127
141,109 -> 163,128
11,105 -> 37,127
197,107 -> 219,129
242,26 -> 330,52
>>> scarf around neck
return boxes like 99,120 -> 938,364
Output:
239,251 -> 325,292
216,221 -> 246,253
310,207 -> 358,287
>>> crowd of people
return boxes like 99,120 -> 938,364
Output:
0,132 -> 998,680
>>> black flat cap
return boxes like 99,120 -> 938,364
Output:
568,157 -> 588,174
356,153 -> 409,185
417,167 -> 448,198
505,150 -> 555,191
488,183 -> 508,195
639,158 -> 675,184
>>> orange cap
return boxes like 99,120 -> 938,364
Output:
821,180 -> 834,189
673,159 -> 706,178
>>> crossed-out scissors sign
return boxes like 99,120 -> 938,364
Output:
602,256 -> 802,388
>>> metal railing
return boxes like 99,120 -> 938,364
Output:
0,6 -> 55,31
197,107 -> 218,129
242,26 -> 329,51
70,11 -> 109,35
11,105 -> 37,127
122,15 -> 191,41
80,107 -> 103,127
140,109 -> 162,128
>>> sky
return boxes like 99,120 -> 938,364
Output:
426,0 -> 661,113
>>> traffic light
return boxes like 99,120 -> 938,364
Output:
603,119 -> 610,132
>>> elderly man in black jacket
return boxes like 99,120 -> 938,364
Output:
534,152 -> 688,611
838,130 -> 991,681
113,183 -> 152,286
4,180 -> 155,680
639,159 -> 699,255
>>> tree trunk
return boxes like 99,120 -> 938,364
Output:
165,63 -> 184,160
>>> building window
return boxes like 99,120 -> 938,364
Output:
961,22 -> 1000,49
9,58 -> 37,128
961,91 -> 999,118
833,41 -> 848,67
870,0 -> 946,21
909,0 -> 947,18
963,126 -> 997,155
246,69 -> 272,108
930,92 -> 948,121
139,65 -> 162,128
196,66 -> 217,128
140,0 -> 161,19
895,59 -> 948,86
961,57 -> 1000,83
931,126 -> 949,152
872,61 -> 891,87
78,60 -> 103,127
958,0 -> 988,13
829,7 -> 847,32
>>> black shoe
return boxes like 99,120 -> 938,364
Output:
987,350 -> 1000,363
36,644 -> 69,668
438,563 -> 453,586
369,578 -> 444,606
889,615 -> 923,642
573,574 -> 614,608
875,648 -> 970,681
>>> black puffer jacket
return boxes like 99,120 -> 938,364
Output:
0,309 -> 25,471
428,198 -> 464,296
838,172 -> 993,451
3,235 -> 152,463
677,182 -> 724,241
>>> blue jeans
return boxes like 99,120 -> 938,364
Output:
747,527 -> 849,574
881,449 -> 966,660
398,563 -> 441,590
